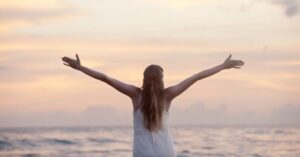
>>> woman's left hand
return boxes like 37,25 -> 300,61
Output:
222,54 -> 244,69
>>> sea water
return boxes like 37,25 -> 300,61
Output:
0,126 -> 299,157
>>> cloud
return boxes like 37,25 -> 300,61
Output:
152,0 -> 300,17
269,104 -> 300,125
0,8 -> 77,23
170,103 -> 262,125
170,103 -> 300,125
0,65 -> 12,71
0,105 -> 131,127
271,0 -> 300,17
0,0 -> 81,31
148,0 -> 219,10
0,103 -> 299,127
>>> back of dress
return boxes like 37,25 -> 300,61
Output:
133,94 -> 176,157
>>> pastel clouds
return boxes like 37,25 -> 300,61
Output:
0,0 -> 81,31
271,0 -> 300,17
1,103 -> 299,127
0,0 -> 299,126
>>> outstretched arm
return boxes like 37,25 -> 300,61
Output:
62,54 -> 140,99
165,54 -> 244,102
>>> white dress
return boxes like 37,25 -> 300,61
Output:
133,95 -> 177,157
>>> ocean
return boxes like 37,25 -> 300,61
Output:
0,126 -> 299,157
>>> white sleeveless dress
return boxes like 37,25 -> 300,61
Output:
133,95 -> 177,157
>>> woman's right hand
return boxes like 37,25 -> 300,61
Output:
62,54 -> 82,70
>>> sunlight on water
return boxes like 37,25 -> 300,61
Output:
0,126 -> 299,157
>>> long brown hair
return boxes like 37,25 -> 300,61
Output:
141,64 -> 165,132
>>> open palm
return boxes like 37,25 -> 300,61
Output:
223,54 -> 244,69
62,54 -> 81,70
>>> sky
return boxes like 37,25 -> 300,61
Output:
0,0 -> 300,127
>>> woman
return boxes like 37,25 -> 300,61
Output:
62,54 -> 244,157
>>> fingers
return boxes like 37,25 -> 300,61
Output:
76,53 -> 81,64
226,54 -> 232,61
237,60 -> 244,66
63,63 -> 70,67
62,57 -> 75,63
240,61 -> 245,66
62,56 -> 70,60
76,54 -> 79,60
230,60 -> 244,66
62,57 -> 70,62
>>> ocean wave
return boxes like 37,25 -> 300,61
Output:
252,153 -> 262,157
43,138 -> 77,145
0,140 -> 12,150
112,148 -> 131,152
21,153 -> 42,157
88,137 -> 116,143
17,139 -> 39,147
202,146 -> 214,150
87,137 -> 130,144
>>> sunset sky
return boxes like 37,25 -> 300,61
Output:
0,0 -> 299,126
